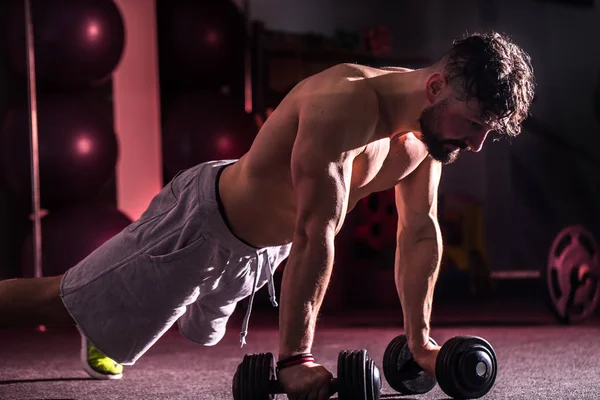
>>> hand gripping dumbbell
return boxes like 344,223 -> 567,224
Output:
232,349 -> 382,400
383,334 -> 497,399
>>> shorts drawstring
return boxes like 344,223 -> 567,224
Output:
239,250 -> 278,347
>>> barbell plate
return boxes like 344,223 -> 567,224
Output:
546,225 -> 600,323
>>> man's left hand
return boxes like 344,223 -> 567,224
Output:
409,340 -> 441,378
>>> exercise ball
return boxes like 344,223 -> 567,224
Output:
162,92 -> 257,180
0,94 -> 119,208
6,0 -> 125,88
158,0 -> 246,88
21,202 -> 132,277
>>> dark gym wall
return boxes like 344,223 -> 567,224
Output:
245,0 -> 600,275
156,0 -> 252,184
246,0 -> 490,204
0,2 -> 24,279
246,0 -> 448,60
0,0 -> 124,279
482,0 -> 600,271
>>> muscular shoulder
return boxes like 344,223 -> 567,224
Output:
398,132 -> 430,164
299,66 -> 378,128
299,65 -> 374,97
287,69 -> 379,169
284,64 -> 379,120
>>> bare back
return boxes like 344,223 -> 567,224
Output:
219,64 -> 429,248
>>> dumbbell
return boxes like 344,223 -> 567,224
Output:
232,349 -> 382,400
383,334 -> 497,399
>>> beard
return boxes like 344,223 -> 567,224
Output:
418,100 -> 464,164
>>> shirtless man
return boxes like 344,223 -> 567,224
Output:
0,32 -> 534,399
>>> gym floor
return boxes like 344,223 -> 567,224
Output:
1,299 -> 599,400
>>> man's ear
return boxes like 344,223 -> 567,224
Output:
425,72 -> 447,103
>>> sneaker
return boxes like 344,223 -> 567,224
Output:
80,333 -> 124,380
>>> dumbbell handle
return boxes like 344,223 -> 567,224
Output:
268,378 -> 339,395
404,337 -> 439,377
402,357 -> 428,378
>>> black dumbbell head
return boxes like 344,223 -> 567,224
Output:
436,336 -> 497,399
338,349 -> 381,400
234,350 -> 382,400
232,353 -> 278,400
383,334 -> 437,395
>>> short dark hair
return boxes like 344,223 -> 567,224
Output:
443,32 -> 535,136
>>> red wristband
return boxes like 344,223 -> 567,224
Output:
277,354 -> 315,370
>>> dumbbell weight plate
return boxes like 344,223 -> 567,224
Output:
383,334 -> 437,394
436,336 -> 497,399
250,353 -> 259,400
435,336 -> 462,398
262,353 -> 278,399
365,352 -> 381,400
241,354 -> 252,400
234,350 -> 381,400
546,225 -> 600,324
241,354 -> 251,400
337,350 -> 355,399
338,349 -> 381,400
254,353 -> 276,400
232,360 -> 242,399
232,353 -> 278,400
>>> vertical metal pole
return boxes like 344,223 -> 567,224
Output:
243,0 -> 253,114
24,0 -> 43,279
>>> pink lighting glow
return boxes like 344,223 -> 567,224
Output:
86,20 -> 101,41
205,30 -> 220,46
216,134 -> 233,153
76,136 -> 93,155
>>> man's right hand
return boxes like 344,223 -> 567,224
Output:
278,362 -> 334,400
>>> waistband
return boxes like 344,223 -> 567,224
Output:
196,160 -> 265,256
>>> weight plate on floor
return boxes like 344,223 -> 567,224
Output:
546,225 -> 600,323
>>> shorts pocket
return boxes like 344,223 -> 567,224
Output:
147,235 -> 207,264
127,172 -> 182,233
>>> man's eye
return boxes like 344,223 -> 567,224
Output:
471,121 -> 482,130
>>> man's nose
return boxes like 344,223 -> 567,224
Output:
466,131 -> 490,152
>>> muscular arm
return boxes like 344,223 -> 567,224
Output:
278,81 -> 377,358
394,156 -> 443,349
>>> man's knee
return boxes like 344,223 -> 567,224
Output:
178,316 -> 228,346
199,327 -> 227,346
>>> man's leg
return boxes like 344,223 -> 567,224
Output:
0,276 -> 123,380
0,275 -> 72,327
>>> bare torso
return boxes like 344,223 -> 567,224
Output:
219,64 -> 429,248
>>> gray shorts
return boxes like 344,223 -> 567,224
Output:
60,160 -> 291,365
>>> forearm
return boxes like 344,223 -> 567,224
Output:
278,234 -> 335,359
395,224 -> 442,348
